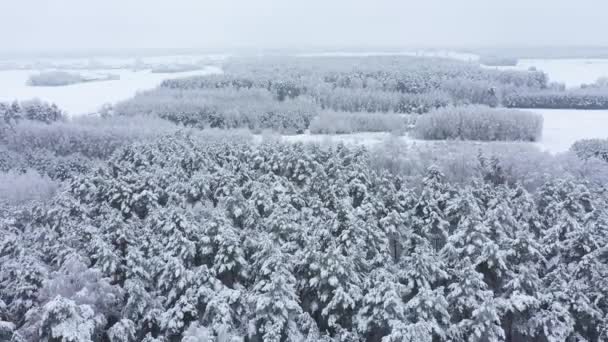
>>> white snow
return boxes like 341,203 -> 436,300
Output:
486,58 -> 608,88
534,109 -> 608,153
0,66 -> 222,116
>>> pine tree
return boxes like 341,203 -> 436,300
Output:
497,188 -> 544,341
296,237 -> 362,335
412,166 -> 452,251
444,187 -> 506,278
533,180 -> 607,341
446,265 -> 504,341
356,268 -> 407,341
247,236 -> 302,342
198,211 -> 249,288
397,222 -> 450,340
443,187 -> 505,341
108,319 -> 136,342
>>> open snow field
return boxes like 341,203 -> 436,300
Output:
534,109 -> 608,152
487,58 -> 608,88
0,66 -> 222,115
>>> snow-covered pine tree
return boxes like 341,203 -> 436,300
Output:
530,179 -> 607,341
445,265 -> 504,341
442,187 -> 504,341
493,186 -> 545,341
247,235 -> 303,342
108,318 -> 136,342
197,210 -> 249,288
37,296 -> 105,342
412,166 -> 452,252
296,236 -> 362,336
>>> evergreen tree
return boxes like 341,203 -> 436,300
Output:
412,166 -> 452,251
247,236 -> 302,342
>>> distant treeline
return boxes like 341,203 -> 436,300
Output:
505,89 -> 608,109
478,55 -> 519,66
114,56 -> 550,134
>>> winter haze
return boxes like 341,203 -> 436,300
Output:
1,0 -> 608,51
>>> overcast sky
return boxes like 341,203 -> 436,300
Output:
1,0 -> 606,51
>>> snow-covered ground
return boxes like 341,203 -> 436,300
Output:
534,109 -> 608,152
0,66 -> 222,116
486,58 -> 608,88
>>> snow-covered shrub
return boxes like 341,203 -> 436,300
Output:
580,76 -> 608,89
107,319 -> 136,342
115,88 -> 318,134
413,105 -> 543,141
0,169 -> 59,205
3,115 -> 181,159
370,137 -> 608,190
571,138 -> 608,162
27,71 -> 119,87
37,254 -> 122,315
308,111 -> 412,134
27,71 -> 86,86
36,296 -> 104,341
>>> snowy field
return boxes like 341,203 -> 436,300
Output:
534,109 -> 608,152
486,58 -> 608,88
0,66 -> 221,115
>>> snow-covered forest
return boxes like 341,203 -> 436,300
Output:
1,52 -> 608,341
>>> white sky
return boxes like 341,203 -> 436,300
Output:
0,0 -> 606,51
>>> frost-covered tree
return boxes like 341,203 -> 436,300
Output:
412,166 -> 452,251
37,296 -> 104,342
247,236 -> 303,342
